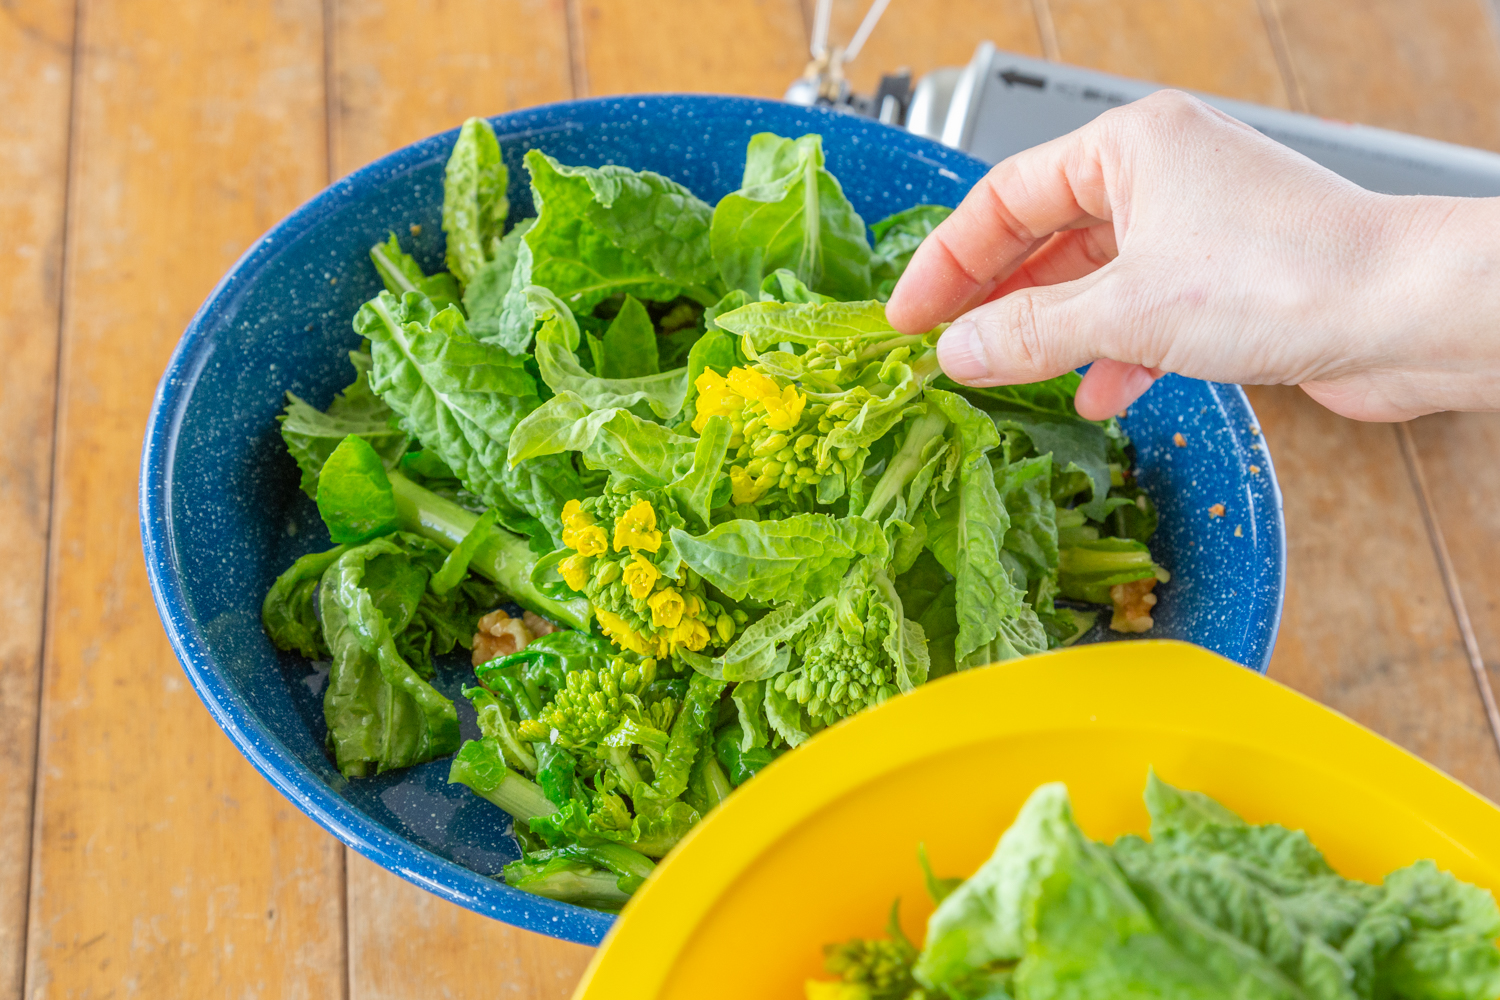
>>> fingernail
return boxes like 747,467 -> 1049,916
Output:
936,320 -> 992,384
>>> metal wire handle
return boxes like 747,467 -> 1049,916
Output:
809,0 -> 892,62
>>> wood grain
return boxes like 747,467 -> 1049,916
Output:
1257,0 -> 1500,769
1046,0 -> 1290,106
328,5 -> 595,996
577,0 -> 809,98
1245,389 -> 1500,801
1267,0 -> 1500,151
346,855 -> 593,1000
330,0 -> 575,176
806,0 -> 1043,96
1407,413 -> 1500,731
25,2 -> 346,997
0,3 -> 74,995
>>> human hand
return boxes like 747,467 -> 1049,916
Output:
886,90 -> 1500,421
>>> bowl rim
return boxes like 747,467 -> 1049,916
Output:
137,92 -> 1287,945
570,639 -> 1500,999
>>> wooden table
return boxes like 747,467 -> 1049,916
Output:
4,0 -> 1500,995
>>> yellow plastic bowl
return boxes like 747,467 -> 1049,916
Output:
572,640 -> 1500,999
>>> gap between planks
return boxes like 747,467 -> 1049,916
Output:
1395,423 -> 1500,761
321,3 -> 354,999
20,0 -> 84,995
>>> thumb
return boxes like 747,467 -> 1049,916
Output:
935,282 -> 1102,387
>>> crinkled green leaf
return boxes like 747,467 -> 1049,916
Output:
370,233 -> 463,312
443,117 -> 509,284
710,132 -> 872,300
524,149 -> 719,312
670,514 -> 886,605
665,414 -> 730,530
319,535 -> 460,778
870,204 -> 952,297
463,217 -> 534,347
279,352 -> 407,499
924,390 -> 1048,667
261,544 -> 348,658
528,285 -> 689,419
507,390 -> 697,487
712,299 -> 905,357
356,290 -> 585,547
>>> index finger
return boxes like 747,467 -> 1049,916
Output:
884,129 -> 1110,334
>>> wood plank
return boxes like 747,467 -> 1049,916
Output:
26,2 -> 347,996
330,0 -> 575,176
578,0 -> 809,98
1267,0 -> 1500,151
1407,413 -> 1500,748
0,3 -> 74,996
1258,0 -> 1500,772
329,6 -> 593,998
809,0 -> 1043,97
1046,0 -> 1290,106
347,855 -> 593,1000
1245,389 -> 1500,800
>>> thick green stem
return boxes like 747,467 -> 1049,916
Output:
862,407 -> 951,522
388,470 -> 592,631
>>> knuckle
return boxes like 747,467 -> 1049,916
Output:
1000,295 -> 1050,376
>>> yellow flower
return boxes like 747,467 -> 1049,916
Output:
574,524 -> 608,557
595,608 -> 650,656
691,369 -> 744,434
613,500 -> 662,553
647,588 -> 685,629
560,499 -> 594,550
558,552 -> 591,593
622,554 -> 660,601
761,383 -> 806,431
730,465 -> 770,506
671,617 -> 711,652
684,594 -> 703,619
726,366 -> 780,403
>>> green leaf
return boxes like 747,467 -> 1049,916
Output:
713,722 -> 777,786
316,435 -> 401,544
924,389 -> 1048,667
710,132 -> 872,300
443,117 -> 509,285
319,535 -> 461,778
997,413 -> 1116,520
428,507 -> 498,595
463,217 -> 534,347
712,299 -> 905,357
356,290 -> 585,547
278,352 -> 408,499
524,149 -> 719,313
758,267 -> 830,304
870,204 -> 952,296
684,599 -> 830,683
262,544 -> 349,658
370,233 -> 463,312
665,414 -> 730,530
595,294 -> 660,379
731,680 -> 772,751
670,514 -> 886,605
507,390 -> 698,487
528,285 -> 690,419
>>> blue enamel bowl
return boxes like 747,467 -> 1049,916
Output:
139,95 -> 1286,946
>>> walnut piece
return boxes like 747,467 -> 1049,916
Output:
521,611 -> 558,637
472,609 -> 533,666
1109,578 -> 1158,634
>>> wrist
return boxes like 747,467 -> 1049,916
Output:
1307,194 -> 1500,419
